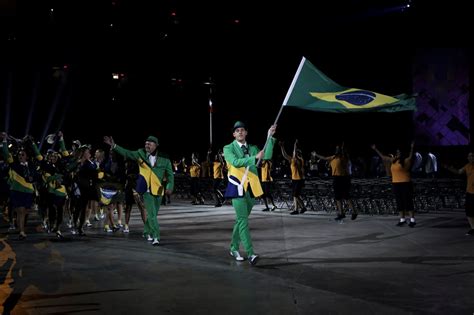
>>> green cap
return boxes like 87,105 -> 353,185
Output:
233,121 -> 247,132
146,136 -> 159,145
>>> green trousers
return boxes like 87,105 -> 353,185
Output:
143,192 -> 162,239
230,191 -> 255,256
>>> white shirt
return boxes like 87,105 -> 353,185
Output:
412,152 -> 422,171
425,153 -> 438,173
149,154 -> 157,167
237,141 -> 247,147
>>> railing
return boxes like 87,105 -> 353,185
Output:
171,174 -> 466,214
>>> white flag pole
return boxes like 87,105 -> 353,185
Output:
204,78 -> 214,147
282,56 -> 306,107
256,56 -> 306,166
209,98 -> 213,146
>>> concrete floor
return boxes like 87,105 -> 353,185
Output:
1,202 -> 473,315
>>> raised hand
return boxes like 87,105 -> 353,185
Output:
103,136 -> 115,147
267,124 -> 277,137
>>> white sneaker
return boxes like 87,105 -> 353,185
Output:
147,235 -> 153,241
152,238 -> 160,246
229,250 -> 244,261
123,225 -> 130,233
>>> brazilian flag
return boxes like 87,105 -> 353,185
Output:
282,57 -> 416,113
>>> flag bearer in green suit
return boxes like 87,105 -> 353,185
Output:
224,121 -> 277,265
103,135 -> 174,246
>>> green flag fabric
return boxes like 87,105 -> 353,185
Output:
282,57 -> 416,113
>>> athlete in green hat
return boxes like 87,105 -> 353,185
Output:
103,135 -> 173,246
224,122 -> 277,265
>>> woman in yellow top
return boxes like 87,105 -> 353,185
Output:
260,159 -> 277,211
280,139 -> 306,215
212,150 -> 225,207
314,144 -> 357,221
444,151 -> 474,236
372,142 -> 415,227
201,149 -> 211,178
189,152 -> 204,205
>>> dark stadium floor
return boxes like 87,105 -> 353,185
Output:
1,202 -> 473,314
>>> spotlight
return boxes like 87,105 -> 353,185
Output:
112,73 -> 119,80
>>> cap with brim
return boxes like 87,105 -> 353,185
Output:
233,121 -> 247,132
78,145 -> 90,151
146,136 -> 159,145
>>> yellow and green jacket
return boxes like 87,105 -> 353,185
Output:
223,137 -> 275,198
41,139 -> 69,197
1,141 -> 42,194
113,145 -> 174,196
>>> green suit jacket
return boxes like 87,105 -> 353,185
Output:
113,145 -> 174,196
223,137 -> 275,197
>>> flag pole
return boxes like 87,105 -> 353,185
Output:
204,77 -> 214,147
282,56 -> 306,107
209,97 -> 212,146
256,57 -> 307,166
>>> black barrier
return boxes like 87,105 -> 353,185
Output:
171,174 -> 465,214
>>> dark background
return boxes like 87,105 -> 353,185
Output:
1,0 -> 472,160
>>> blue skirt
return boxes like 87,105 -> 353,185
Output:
10,190 -> 34,209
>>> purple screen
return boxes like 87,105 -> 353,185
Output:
413,48 -> 470,146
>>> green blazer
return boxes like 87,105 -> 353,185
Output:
114,145 -> 174,196
223,137 -> 275,197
